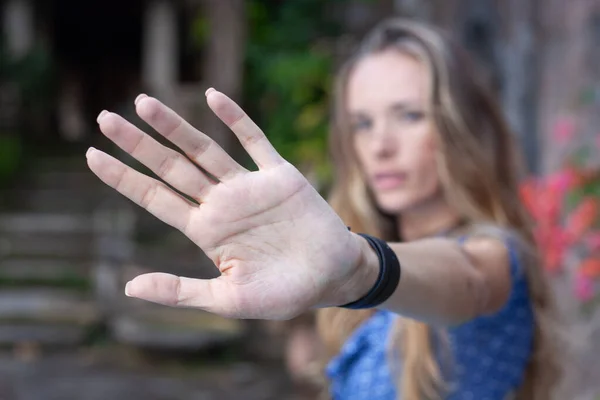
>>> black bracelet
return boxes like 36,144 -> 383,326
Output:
339,233 -> 401,309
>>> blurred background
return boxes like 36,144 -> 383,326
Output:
0,0 -> 598,399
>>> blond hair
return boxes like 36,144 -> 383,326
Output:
316,19 -> 561,400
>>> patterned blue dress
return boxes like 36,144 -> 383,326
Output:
326,234 -> 534,400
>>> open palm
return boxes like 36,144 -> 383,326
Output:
86,89 -> 366,320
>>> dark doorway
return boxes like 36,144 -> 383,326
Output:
48,0 -> 144,68
42,0 -> 145,141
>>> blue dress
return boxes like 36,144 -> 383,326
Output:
326,236 -> 534,400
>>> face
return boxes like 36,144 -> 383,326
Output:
347,49 -> 442,215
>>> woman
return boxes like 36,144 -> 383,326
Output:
86,18 -> 560,400
315,19 -> 561,400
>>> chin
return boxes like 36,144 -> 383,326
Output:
374,192 -> 421,215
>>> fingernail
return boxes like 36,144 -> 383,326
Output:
205,87 -> 216,97
134,93 -> 148,105
125,281 -> 132,297
96,110 -> 108,123
86,147 -> 96,157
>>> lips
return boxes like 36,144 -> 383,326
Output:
372,172 -> 407,190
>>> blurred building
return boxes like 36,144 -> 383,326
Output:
1,0 -> 207,143
0,0 -> 248,359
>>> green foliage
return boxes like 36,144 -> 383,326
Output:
0,42 -> 56,120
0,135 -> 22,185
0,42 -> 56,185
243,0 -> 344,187
190,15 -> 210,50
0,274 -> 91,292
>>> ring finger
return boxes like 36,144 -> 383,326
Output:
97,110 -> 214,202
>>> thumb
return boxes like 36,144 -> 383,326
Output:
125,272 -> 234,315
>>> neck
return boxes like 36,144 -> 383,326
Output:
398,197 -> 463,241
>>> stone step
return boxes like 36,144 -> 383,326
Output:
0,258 -> 90,287
0,289 -> 100,325
0,233 -> 93,259
0,211 -> 135,235
0,212 -> 135,261
110,307 -> 243,351
0,213 -> 95,235
0,188 -> 109,212
0,324 -> 90,346
0,352 -> 294,400
28,171 -> 101,190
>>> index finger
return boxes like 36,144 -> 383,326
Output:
205,88 -> 285,169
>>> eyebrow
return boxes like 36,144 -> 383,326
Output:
389,101 -> 422,111
348,100 -> 422,117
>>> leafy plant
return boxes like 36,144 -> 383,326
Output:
0,135 -> 23,186
520,113 -> 600,307
242,0 -> 345,188
0,41 -> 56,186
0,42 -> 56,127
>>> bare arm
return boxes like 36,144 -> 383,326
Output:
351,234 -> 513,326
88,90 -> 515,322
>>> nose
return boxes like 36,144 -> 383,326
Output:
370,120 -> 397,158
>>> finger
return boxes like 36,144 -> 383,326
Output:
134,94 -> 247,181
97,110 -> 214,202
124,272 -> 237,316
86,147 -> 195,234
205,88 -> 284,169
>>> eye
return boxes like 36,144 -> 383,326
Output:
399,110 -> 425,123
350,117 -> 372,133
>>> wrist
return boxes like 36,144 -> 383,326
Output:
340,233 -> 380,305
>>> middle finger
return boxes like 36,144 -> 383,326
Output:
134,94 -> 248,181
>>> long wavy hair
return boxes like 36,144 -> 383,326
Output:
316,18 -> 561,400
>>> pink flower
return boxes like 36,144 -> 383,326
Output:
586,232 -> 600,251
574,273 -> 595,302
534,226 -> 571,274
552,117 -> 577,143
566,198 -> 599,241
547,170 -> 577,192
580,258 -> 600,279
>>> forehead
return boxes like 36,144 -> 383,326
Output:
346,49 -> 429,111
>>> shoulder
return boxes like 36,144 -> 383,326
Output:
462,236 -> 510,267
460,223 -> 533,271
459,224 -> 532,314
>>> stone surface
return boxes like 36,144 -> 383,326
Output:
0,325 -> 89,346
109,307 -> 243,351
0,351 -> 302,400
0,213 -> 95,234
0,289 -> 99,324
0,259 -> 90,282
0,289 -> 100,346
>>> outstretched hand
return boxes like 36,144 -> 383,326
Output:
86,89 -> 371,320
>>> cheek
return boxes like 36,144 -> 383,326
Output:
410,133 -> 442,193
410,132 -> 438,177
419,156 -> 440,190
